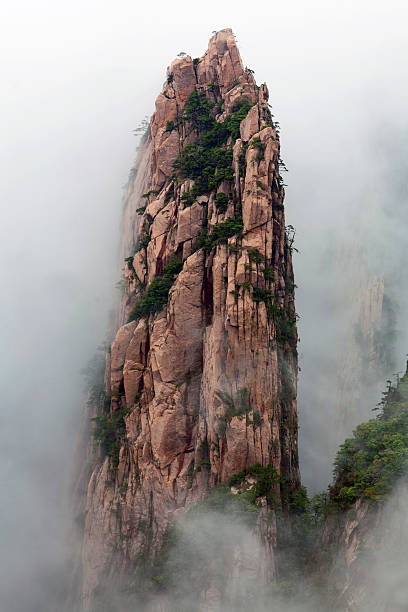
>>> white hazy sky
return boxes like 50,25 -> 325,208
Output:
1,1 -> 408,609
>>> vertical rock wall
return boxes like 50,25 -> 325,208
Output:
78,29 -> 299,609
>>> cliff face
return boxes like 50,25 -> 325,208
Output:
78,29 -> 299,609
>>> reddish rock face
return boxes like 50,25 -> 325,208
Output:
78,28 -> 299,609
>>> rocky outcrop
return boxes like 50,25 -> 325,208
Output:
77,29 -> 299,610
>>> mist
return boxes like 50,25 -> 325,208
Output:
85,493 -> 326,612
1,0 -> 408,609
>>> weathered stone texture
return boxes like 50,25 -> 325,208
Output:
78,29 -> 299,610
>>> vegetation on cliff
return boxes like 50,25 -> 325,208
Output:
330,370 -> 408,507
128,258 -> 183,322
192,216 -> 244,252
173,91 -> 252,201
127,91 -> 257,321
91,404 -> 131,466
228,463 -> 280,504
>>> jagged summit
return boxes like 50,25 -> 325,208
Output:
150,28 -> 263,189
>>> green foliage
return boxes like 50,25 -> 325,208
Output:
128,259 -> 183,321
247,464 -> 280,502
252,410 -> 262,429
331,375 -> 408,507
250,136 -> 266,162
263,301 -> 297,342
229,471 -> 246,487
136,205 -> 147,214
192,216 -> 243,253
91,406 -> 132,466
215,99 -> 224,115
207,216 -> 243,244
174,143 -> 234,196
182,90 -> 215,133
309,492 -> 329,523
167,73 -> 174,85
215,191 -> 229,212
180,191 -> 195,207
228,463 -> 280,505
142,189 -> 160,198
252,287 -> 272,303
193,57 -> 200,66
251,137 -> 266,161
192,228 -> 209,252
165,120 -> 177,133
238,150 -> 247,177
256,179 -> 266,191
279,156 -> 289,172
124,255 -> 134,271
250,137 -> 265,151
248,248 -> 264,264
263,265 -> 275,281
136,232 -> 151,252
288,485 -> 310,514
222,98 -> 253,141
273,309 -> 297,342
172,91 -> 253,203
244,282 -> 296,342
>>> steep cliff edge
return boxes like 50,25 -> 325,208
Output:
76,29 -> 299,610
